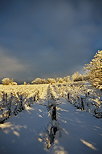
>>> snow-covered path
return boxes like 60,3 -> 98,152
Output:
0,99 -> 102,154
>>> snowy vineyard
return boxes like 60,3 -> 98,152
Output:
0,82 -> 102,124
51,82 -> 102,118
0,85 -> 48,123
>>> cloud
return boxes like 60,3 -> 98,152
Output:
0,0 -> 102,81
0,47 -> 29,79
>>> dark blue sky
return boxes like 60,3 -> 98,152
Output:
0,0 -> 102,82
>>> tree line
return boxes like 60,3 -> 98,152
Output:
1,74 -> 88,85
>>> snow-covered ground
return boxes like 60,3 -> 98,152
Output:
0,82 -> 102,154
0,98 -> 102,154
